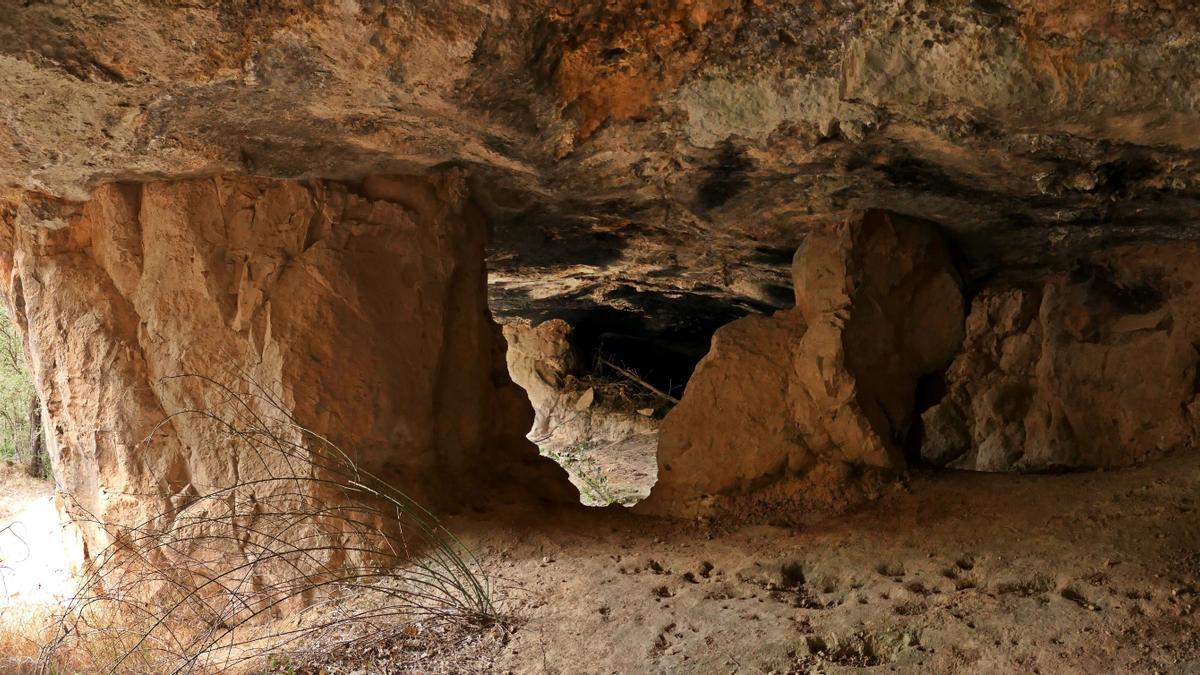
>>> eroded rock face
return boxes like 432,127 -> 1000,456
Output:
1,1 -> 1199,526
640,211 -> 963,517
4,2 -> 1200,339
0,173 -> 568,561
922,244 -> 1200,472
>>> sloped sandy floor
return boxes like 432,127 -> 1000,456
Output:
555,433 -> 659,506
0,464 -> 68,607
449,450 -> 1200,674
0,466 -> 70,673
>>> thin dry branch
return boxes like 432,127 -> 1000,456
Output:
597,356 -> 680,404
38,373 -> 505,674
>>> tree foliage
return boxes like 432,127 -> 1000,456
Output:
0,307 -> 44,479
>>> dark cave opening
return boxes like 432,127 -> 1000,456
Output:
493,295 -> 749,508
566,306 -> 717,401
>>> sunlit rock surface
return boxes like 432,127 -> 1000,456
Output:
641,211 -> 963,517
0,173 -> 569,560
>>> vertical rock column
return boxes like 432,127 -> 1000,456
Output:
0,172 -> 568,564
639,211 -> 964,519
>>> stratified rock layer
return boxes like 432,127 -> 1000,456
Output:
640,211 -> 963,517
0,173 -> 567,561
5,2 -> 1200,337
922,244 -> 1200,472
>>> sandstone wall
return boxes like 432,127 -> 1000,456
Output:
0,173 -> 568,562
921,244 -> 1200,472
640,211 -> 964,517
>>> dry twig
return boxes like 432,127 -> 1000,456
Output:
597,357 -> 680,404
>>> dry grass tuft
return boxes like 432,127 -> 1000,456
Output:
0,602 -> 56,673
31,374 -> 506,674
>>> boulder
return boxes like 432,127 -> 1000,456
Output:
640,211 -> 964,517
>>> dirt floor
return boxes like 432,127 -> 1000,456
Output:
3,451 -> 1200,673
444,449 -> 1200,674
0,463 -> 50,523
0,462 -> 68,672
0,462 -> 68,605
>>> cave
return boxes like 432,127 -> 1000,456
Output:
2,2 -> 1200,672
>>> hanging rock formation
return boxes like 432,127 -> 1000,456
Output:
640,211 -> 964,517
0,172 -> 569,561
922,244 -> 1200,472
3,2 -> 1200,339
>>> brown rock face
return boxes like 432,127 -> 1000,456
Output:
6,2 -> 1200,341
922,244 -> 1200,472
641,211 -> 963,517
0,173 -> 567,561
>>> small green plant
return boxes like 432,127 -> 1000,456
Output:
539,444 -> 637,507
262,653 -> 298,674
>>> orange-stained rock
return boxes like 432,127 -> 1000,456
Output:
922,244 -> 1200,472
0,173 -> 571,564
640,211 -> 964,518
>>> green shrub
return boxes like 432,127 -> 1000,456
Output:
0,307 -> 45,480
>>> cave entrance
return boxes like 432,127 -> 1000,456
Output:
498,305 -> 732,507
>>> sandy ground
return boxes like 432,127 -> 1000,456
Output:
0,463 -> 69,607
0,464 -> 70,601
443,449 -> 1200,674
0,495 -> 72,607
3,452 -> 1199,673
0,466 -> 70,674
0,464 -> 49,523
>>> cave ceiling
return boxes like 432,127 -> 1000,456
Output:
3,0 -> 1199,337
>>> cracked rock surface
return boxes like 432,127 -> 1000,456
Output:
3,1 -> 1200,335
